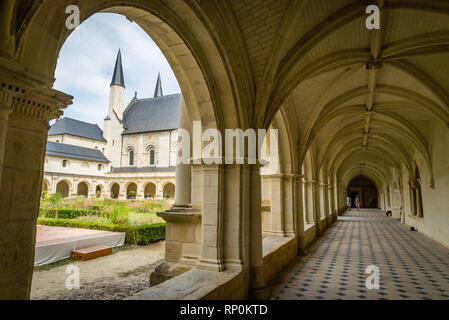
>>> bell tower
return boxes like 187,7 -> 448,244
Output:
108,49 -> 125,120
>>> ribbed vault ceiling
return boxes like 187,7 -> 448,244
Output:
273,1 -> 449,191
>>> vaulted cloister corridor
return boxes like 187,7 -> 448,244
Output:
269,209 -> 449,300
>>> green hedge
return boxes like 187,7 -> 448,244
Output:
37,218 -> 165,245
39,208 -> 100,219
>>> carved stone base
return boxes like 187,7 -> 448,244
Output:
249,285 -> 271,300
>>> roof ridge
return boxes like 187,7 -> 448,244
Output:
123,95 -> 138,116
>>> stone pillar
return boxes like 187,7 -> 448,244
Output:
321,183 -> 329,226
173,96 -> 191,208
282,175 -> 295,237
0,87 -> 71,299
136,179 -> 143,199
51,176 -> 58,194
312,180 -> 323,235
416,185 -> 423,218
294,174 -> 306,252
151,96 -> 200,284
269,175 -> 284,236
248,164 -> 269,299
72,178 -> 78,197
329,185 -> 334,214
304,179 -> 314,223
196,163 -> 224,271
119,179 -> 126,200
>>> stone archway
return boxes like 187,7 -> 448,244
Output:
77,182 -> 88,197
56,181 -> 69,198
41,180 -> 49,198
162,183 -> 175,199
144,183 -> 156,199
0,0 -> 247,300
95,185 -> 103,198
348,176 -> 379,209
126,183 -> 137,199
110,183 -> 120,199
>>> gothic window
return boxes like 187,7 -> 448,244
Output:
129,150 -> 134,166
149,149 -> 155,166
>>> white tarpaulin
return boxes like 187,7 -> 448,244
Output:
35,225 -> 125,266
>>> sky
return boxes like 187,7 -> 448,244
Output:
53,13 -> 180,128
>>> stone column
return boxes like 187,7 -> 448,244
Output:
248,163 -> 269,299
136,179 -> 143,199
282,175 -> 295,237
312,180 -> 323,235
416,184 -> 423,218
321,183 -> 329,226
0,87 -> 71,299
173,96 -> 192,208
119,179 -> 126,199
294,174 -> 305,252
328,184 -> 336,222
269,175 -> 284,236
304,179 -> 314,223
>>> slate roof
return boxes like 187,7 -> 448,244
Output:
122,93 -> 180,135
110,166 -> 175,173
48,117 -> 106,142
46,141 -> 109,163
110,49 -> 125,87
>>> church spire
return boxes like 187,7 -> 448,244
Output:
153,73 -> 163,97
110,49 -> 125,88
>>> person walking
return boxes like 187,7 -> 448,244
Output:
355,196 -> 361,210
346,194 -> 352,211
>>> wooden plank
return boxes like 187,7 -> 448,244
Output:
70,245 -> 112,261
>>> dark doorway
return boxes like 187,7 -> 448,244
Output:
348,176 -> 378,208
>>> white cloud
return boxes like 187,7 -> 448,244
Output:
53,13 -> 180,128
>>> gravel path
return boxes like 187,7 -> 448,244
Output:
31,241 -> 165,300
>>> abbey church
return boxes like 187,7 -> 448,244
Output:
42,50 -> 177,199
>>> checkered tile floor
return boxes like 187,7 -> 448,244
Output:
343,208 -> 387,217
269,209 -> 449,300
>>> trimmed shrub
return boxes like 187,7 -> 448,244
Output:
38,208 -> 100,219
37,218 -> 165,245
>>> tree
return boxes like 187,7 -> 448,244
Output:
48,193 -> 62,219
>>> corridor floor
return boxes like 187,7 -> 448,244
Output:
269,209 -> 449,300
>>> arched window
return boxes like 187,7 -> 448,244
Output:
98,164 -> 103,171
149,149 -> 155,166
129,150 -> 134,166
62,160 -> 68,167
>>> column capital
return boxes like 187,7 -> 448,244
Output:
0,62 -> 72,122
11,87 -> 72,122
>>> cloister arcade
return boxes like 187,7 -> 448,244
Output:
41,175 -> 175,200
1,0 -> 448,300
